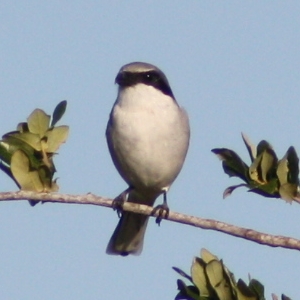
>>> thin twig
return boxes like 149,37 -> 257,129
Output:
0,190 -> 299,251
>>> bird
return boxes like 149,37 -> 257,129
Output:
106,62 -> 190,256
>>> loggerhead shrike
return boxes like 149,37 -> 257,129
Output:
106,62 -> 190,256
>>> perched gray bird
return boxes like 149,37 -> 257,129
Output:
106,62 -> 190,256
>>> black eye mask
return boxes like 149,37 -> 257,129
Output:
115,70 -> 174,98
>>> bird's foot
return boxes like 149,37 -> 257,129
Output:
112,187 -> 132,218
152,202 -> 169,226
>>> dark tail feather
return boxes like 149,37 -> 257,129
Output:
106,212 -> 149,256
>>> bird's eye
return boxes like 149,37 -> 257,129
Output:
144,72 -> 157,83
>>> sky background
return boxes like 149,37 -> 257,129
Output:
1,1 -> 300,299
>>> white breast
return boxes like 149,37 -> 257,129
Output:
107,83 -> 190,194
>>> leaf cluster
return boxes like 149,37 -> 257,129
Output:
211,133 -> 300,203
0,101 -> 69,205
173,248 -> 290,300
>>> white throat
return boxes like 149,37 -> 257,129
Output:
116,83 -> 177,112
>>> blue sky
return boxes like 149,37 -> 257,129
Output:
1,1 -> 300,299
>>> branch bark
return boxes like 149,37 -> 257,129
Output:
0,190 -> 299,251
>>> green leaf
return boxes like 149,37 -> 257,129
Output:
205,260 -> 233,300
277,147 -> 299,202
222,261 -> 237,293
236,280 -> 257,300
201,248 -> 219,264
278,184 -> 298,203
175,279 -> 200,300
248,279 -> 265,300
10,150 -> 44,192
38,165 -> 59,192
27,109 -> 50,137
45,125 -> 69,153
285,147 -> 299,184
212,148 -> 249,182
256,140 -> 272,156
191,258 -> 210,297
223,184 -> 249,199
0,102 -> 66,197
0,135 -> 43,169
249,141 -> 277,184
213,134 -> 300,200
4,131 -> 42,151
16,122 -> 29,132
249,178 -> 280,198
51,100 -> 67,127
277,146 -> 299,185
259,149 -> 277,182
241,133 -> 256,162
0,141 -> 14,165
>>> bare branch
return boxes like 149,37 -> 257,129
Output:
0,190 -> 299,251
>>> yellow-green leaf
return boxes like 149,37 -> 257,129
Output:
277,146 -> 299,185
249,140 -> 278,184
4,131 -> 42,151
276,155 -> 289,186
27,109 -> 50,137
37,166 -> 59,192
11,150 -> 44,192
222,262 -> 236,291
0,135 -> 45,171
260,150 -> 277,182
205,260 -> 233,300
45,125 -> 69,153
278,184 -> 298,203
277,147 -> 299,202
201,248 -> 218,264
191,257 -> 210,297
249,148 -> 277,184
